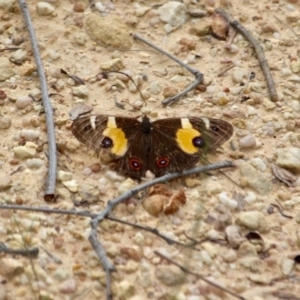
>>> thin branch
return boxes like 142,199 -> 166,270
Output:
18,0 -> 57,200
89,231 -> 114,300
133,33 -> 203,106
216,9 -> 279,102
155,251 -> 246,300
91,161 -> 234,227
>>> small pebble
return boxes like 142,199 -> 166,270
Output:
244,191 -> 257,204
57,170 -> 73,182
0,57 -> 15,81
62,180 -> 78,193
72,85 -> 89,99
13,143 -> 36,159
218,192 -> 238,210
26,158 -> 43,169
58,278 -> 77,294
149,81 -> 162,95
276,147 -> 300,172
20,129 -> 40,141
0,116 -> 11,129
250,157 -> 267,171
36,2 -> 55,16
236,211 -> 270,232
157,2 -> 187,27
239,134 -> 256,149
155,265 -> 185,286
15,96 -> 32,109
281,258 -> 294,275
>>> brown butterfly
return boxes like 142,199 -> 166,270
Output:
71,115 -> 233,179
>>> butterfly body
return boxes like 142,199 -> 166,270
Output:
71,115 -> 233,179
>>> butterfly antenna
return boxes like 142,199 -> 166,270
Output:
99,71 -> 148,114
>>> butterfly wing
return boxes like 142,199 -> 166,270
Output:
148,117 -> 233,176
71,115 -> 148,178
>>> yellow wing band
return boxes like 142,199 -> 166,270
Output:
103,117 -> 128,156
176,118 -> 201,154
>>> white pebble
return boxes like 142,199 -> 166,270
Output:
26,158 -> 43,169
250,157 -> 267,171
206,86 -> 216,94
98,177 -> 108,194
239,134 -> 256,149
229,44 -> 239,53
158,2 -> 187,27
20,129 -> 40,140
95,2 -> 106,13
218,192 -> 238,210
82,167 -> 92,176
36,2 -> 55,16
281,67 -> 292,77
15,96 -> 32,109
244,191 -> 257,204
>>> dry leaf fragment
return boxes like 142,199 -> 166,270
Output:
271,164 -> 297,187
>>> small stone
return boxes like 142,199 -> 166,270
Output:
149,81 -> 162,95
238,242 -> 257,257
244,191 -> 257,204
239,257 -> 262,272
281,258 -> 294,275
0,258 -> 24,278
26,158 -> 43,169
20,129 -> 40,140
99,58 -> 124,72
236,211 -> 270,232
85,14 -> 132,49
19,62 -> 36,76
78,181 -> 99,202
118,178 -> 136,195
13,143 -> 36,159
72,85 -> 89,99
36,2 -> 55,16
0,57 -> 14,81
221,249 -> 237,263
158,2 -> 187,27
57,170 -> 73,182
121,246 -> 143,262
143,195 -> 165,217
290,61 -> 300,73
10,49 -> 27,65
155,265 -> 185,286
0,172 -> 12,191
250,157 -> 267,171
240,163 -> 273,195
263,98 -> 276,110
282,67 -> 292,76
15,96 -> 32,109
218,192 -> 238,210
225,225 -> 243,248
276,147 -> 300,172
115,280 -> 135,299
239,134 -> 256,149
0,116 -> 11,129
62,180 -> 78,193
231,68 -> 246,83
58,278 -> 77,294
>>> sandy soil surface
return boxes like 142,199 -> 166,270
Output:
0,0 -> 300,299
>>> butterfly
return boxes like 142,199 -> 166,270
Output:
71,115 -> 233,179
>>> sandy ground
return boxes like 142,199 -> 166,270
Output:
0,0 -> 300,299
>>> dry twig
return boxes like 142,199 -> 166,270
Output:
216,9 -> 279,102
155,251 -> 246,300
133,34 -> 204,106
18,0 -> 57,200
